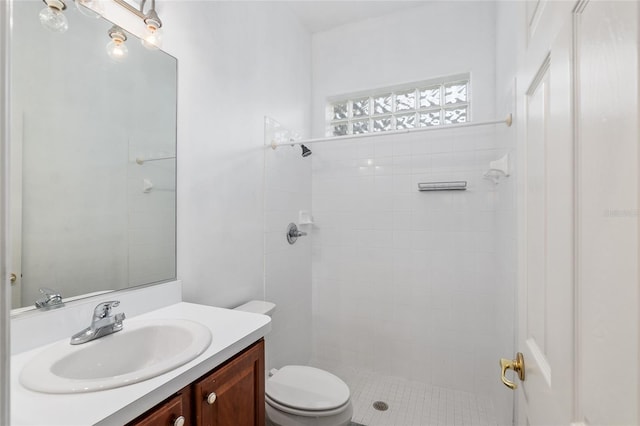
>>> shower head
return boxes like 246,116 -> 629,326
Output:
301,144 -> 312,157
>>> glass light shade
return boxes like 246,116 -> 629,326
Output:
141,27 -> 162,50
39,6 -> 68,33
106,39 -> 128,62
75,0 -> 103,19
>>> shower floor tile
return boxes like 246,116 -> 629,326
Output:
313,364 -> 499,426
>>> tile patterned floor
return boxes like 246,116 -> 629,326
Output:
319,365 -> 499,426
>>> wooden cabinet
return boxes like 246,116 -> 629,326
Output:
194,339 -> 264,426
127,339 -> 264,426
129,390 -> 191,426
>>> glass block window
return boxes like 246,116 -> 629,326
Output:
326,75 -> 470,136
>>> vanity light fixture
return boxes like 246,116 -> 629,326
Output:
140,0 -> 163,50
74,0 -> 104,19
111,0 -> 165,49
39,0 -> 69,33
106,25 -> 129,62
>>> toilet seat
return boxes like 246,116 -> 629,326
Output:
266,394 -> 350,417
266,366 -> 351,417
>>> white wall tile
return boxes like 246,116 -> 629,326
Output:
309,4 -> 515,416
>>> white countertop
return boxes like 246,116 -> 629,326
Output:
11,302 -> 271,426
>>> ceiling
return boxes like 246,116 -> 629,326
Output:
285,1 -> 428,34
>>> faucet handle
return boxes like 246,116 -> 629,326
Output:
93,301 -> 120,319
39,287 -> 62,301
39,287 -> 58,296
35,287 -> 63,309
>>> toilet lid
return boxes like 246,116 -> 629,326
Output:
266,366 -> 350,411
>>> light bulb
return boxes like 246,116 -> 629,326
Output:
141,26 -> 162,50
106,26 -> 128,62
39,5 -> 68,33
142,5 -> 163,50
75,0 -> 103,19
106,39 -> 128,62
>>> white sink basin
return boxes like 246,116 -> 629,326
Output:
20,319 -> 212,394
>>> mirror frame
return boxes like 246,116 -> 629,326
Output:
1,0 -> 11,422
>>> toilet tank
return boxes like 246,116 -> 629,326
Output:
234,300 -> 276,317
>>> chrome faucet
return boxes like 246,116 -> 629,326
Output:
70,301 -> 126,345
34,287 -> 64,310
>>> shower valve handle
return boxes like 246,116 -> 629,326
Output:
286,223 -> 307,244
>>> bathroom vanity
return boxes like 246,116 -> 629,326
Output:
10,290 -> 271,426
128,339 -> 264,426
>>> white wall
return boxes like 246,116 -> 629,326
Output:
309,0 -> 514,414
157,2 -> 313,366
140,1 -> 312,312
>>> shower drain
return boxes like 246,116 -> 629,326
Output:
372,401 -> 389,411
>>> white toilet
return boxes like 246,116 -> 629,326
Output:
234,301 -> 353,426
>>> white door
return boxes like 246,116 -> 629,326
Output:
512,2 -> 575,424
509,1 -> 640,425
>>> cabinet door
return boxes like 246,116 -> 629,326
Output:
194,340 -> 265,426
128,390 -> 191,426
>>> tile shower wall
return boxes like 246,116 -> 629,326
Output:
310,127 -> 507,398
310,0 -> 516,415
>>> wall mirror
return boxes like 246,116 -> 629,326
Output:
10,0 -> 177,314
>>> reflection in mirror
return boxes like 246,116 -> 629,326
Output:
10,1 -> 177,313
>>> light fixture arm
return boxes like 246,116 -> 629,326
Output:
139,0 -> 153,13
140,0 -> 162,29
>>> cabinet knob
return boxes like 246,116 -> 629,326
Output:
173,416 -> 185,426
207,392 -> 217,405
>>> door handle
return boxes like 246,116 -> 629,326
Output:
10,273 -> 16,285
500,352 -> 525,390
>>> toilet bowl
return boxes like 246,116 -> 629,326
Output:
265,365 -> 353,426
234,301 -> 353,426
